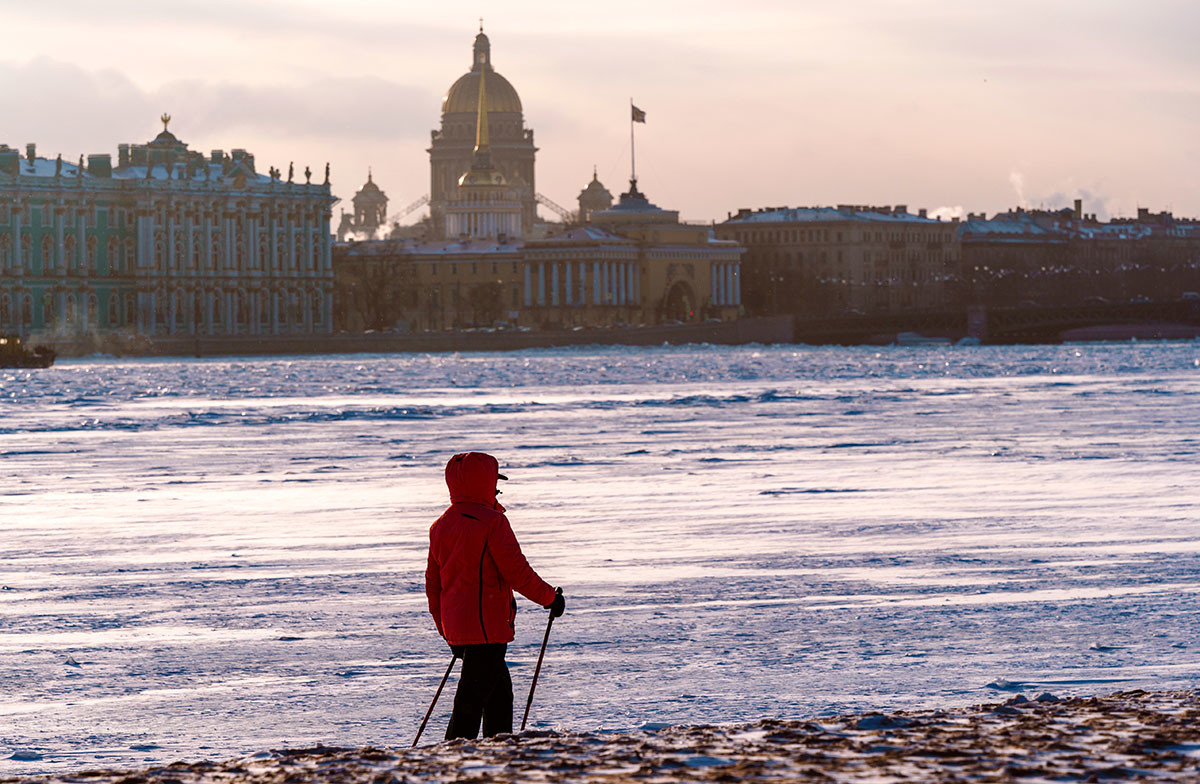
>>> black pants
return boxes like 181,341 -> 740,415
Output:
445,643 -> 512,740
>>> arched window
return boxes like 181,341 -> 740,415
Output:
22,295 -> 33,327
64,234 -> 77,273
124,295 -> 135,326
42,293 -> 55,325
108,293 -> 119,326
0,294 -> 10,327
0,235 -> 10,273
86,236 -> 97,275
87,294 -> 98,328
41,235 -> 55,273
107,237 -> 120,275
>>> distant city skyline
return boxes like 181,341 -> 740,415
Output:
2,0 -> 1197,223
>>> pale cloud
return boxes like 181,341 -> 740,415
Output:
0,0 -> 1197,221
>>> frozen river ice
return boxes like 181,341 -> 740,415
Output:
1,342 -> 1199,774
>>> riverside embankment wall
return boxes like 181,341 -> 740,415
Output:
47,316 -> 794,358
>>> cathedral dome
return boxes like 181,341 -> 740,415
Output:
441,31 -> 523,115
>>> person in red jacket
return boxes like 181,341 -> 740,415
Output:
425,451 -> 565,739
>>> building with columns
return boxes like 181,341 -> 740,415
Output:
333,27 -> 743,333
716,205 -> 959,317
428,27 -> 536,239
335,172 -> 744,332
0,118 -> 336,340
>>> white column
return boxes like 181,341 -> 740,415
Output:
138,212 -> 153,270
204,216 -> 214,274
12,202 -> 22,273
304,213 -> 314,272
54,209 -> 64,275
185,217 -> 195,272
76,212 -> 86,274
167,215 -> 176,272
287,215 -> 297,272
734,264 -> 741,305
248,215 -> 259,271
225,215 -> 235,272
322,215 -> 333,275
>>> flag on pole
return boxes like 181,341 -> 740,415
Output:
631,104 -> 647,123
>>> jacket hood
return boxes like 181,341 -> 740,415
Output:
445,452 -> 505,510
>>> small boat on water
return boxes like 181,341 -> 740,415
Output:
0,334 -> 55,368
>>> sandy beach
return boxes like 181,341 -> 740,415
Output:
8,690 -> 1197,783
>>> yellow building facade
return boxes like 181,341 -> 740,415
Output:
334,29 -> 743,333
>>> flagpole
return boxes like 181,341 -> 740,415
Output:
630,97 -> 636,185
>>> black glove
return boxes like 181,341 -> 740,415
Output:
546,587 -> 565,619
450,644 -> 466,658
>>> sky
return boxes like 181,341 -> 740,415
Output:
1,0 -> 1197,223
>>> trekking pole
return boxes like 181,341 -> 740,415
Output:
411,654 -> 458,748
520,588 -> 561,732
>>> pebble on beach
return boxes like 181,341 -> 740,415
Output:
7,690 -> 1198,784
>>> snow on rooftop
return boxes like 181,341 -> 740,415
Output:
8,155 -> 316,190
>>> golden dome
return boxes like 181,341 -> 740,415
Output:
443,69 -> 522,115
441,31 -> 522,115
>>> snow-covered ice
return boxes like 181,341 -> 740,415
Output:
1,342 -> 1198,774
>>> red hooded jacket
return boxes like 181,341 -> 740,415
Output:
425,452 -> 556,646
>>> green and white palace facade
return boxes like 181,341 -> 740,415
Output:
0,118 -> 336,340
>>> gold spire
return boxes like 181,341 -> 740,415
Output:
160,113 -> 171,131
458,43 -> 505,188
475,66 -> 489,153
